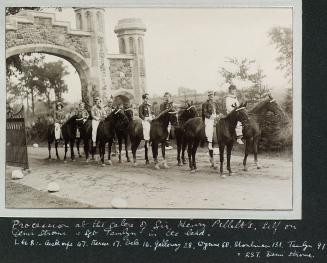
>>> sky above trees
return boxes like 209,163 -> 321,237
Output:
43,7 -> 292,102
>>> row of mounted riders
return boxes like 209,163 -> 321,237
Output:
47,95 -> 285,177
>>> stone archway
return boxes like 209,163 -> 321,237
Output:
6,44 -> 92,104
112,90 -> 134,107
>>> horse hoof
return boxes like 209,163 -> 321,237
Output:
118,159 -> 122,163
256,164 -> 262,169
79,155 -> 82,158
155,164 -> 160,170
221,174 -> 226,178
72,159 -> 76,162
163,164 -> 169,169
127,159 -> 131,163
86,159 -> 90,163
101,163 -> 106,167
177,162 -> 182,166
107,160 -> 112,165
191,169 -> 196,173
228,171 -> 233,176
64,160 -> 67,163
145,160 -> 150,165
183,161 -> 187,165
133,162 -> 137,167
244,167 -> 248,172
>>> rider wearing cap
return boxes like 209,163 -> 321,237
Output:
225,84 -> 243,144
54,101 -> 66,143
202,91 -> 217,151
139,93 -> 153,146
91,97 -> 106,147
160,92 -> 174,149
76,102 -> 89,123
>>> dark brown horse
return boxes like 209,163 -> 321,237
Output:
216,102 -> 247,177
124,108 -> 149,166
112,108 -> 130,163
239,95 -> 286,172
150,108 -> 178,169
76,118 -> 92,162
174,104 -> 198,166
97,112 -> 116,166
47,115 -> 78,161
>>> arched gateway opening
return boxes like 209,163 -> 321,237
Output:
6,44 -> 91,104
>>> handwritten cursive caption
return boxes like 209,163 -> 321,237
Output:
10,219 -> 326,260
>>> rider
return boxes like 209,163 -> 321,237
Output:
54,101 -> 66,143
202,91 -> 217,151
160,92 -> 174,150
91,97 -> 106,147
225,84 -> 243,144
139,93 -> 153,147
76,102 -> 89,138
104,96 -> 114,116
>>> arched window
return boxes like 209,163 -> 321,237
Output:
138,37 -> 143,54
96,11 -> 103,32
76,13 -> 82,30
86,11 -> 92,31
120,38 -> 126,54
129,37 -> 135,54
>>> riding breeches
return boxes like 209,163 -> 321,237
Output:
204,118 -> 214,143
142,120 -> 151,141
235,121 -> 243,137
92,120 -> 100,143
167,122 -> 171,140
54,123 -> 61,140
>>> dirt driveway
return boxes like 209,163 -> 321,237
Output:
6,146 -> 292,210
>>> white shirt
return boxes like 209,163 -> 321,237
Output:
225,95 -> 240,114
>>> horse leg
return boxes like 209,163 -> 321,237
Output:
76,138 -> 82,158
125,135 -> 130,162
162,141 -> 169,169
253,136 -> 261,169
118,137 -> 123,163
64,141 -> 68,162
152,142 -> 160,169
48,141 -> 51,159
182,139 -> 188,165
209,149 -> 215,168
192,139 -> 200,172
100,141 -> 106,166
70,139 -> 75,161
107,140 -> 112,165
84,139 -> 89,162
187,140 -> 193,171
176,136 -> 182,166
226,143 -> 233,176
145,141 -> 150,165
243,139 -> 251,171
55,140 -> 60,160
219,144 -> 225,177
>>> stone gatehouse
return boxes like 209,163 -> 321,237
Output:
5,8 -> 147,105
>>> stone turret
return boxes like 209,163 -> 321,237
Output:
73,8 -> 111,104
114,18 -> 146,104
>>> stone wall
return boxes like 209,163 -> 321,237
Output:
109,58 -> 133,90
6,16 -> 91,58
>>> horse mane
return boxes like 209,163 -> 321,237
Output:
249,97 -> 270,114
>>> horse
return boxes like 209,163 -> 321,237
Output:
216,102 -> 248,177
239,95 -> 286,172
112,108 -> 130,163
174,103 -> 198,166
47,115 -> 78,161
150,108 -> 178,169
124,107 -> 150,166
76,117 -> 92,162
97,111 -> 116,166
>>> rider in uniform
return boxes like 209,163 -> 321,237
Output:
139,93 -> 153,148
159,92 -> 174,150
76,102 -> 89,138
54,102 -> 66,143
225,84 -> 243,144
91,97 -> 106,147
202,91 -> 217,151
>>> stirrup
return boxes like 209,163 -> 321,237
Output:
237,138 -> 244,145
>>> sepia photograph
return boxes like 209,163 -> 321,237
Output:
4,6 -> 297,213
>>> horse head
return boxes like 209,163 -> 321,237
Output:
266,95 -> 288,123
112,108 -> 129,129
180,103 -> 198,121
124,107 -> 134,122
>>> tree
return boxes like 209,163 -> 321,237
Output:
283,88 -> 292,117
268,26 -> 293,83
219,57 -> 270,105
